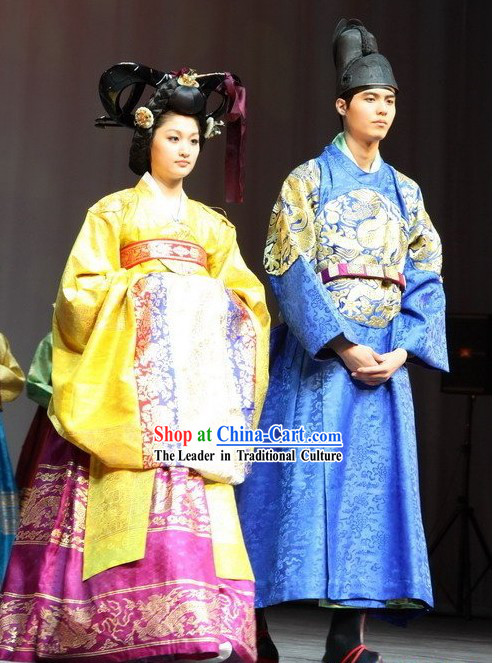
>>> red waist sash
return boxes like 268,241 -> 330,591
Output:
120,238 -> 207,270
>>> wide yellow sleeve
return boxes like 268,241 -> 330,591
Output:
208,220 -> 270,426
48,207 -> 143,469
0,333 -> 25,405
48,203 -> 156,580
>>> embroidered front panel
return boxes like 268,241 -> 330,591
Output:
132,273 -> 256,480
315,189 -> 409,327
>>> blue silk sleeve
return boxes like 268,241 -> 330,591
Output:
265,163 -> 361,359
393,256 -> 448,371
269,256 -> 359,359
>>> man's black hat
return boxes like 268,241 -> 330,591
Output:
333,18 -> 398,98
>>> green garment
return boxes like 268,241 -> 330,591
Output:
26,333 -> 52,410
332,132 -> 382,173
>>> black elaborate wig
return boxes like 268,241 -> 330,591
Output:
95,63 -> 247,202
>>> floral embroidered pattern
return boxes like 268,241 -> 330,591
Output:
133,275 -> 179,469
225,291 -> 257,427
396,171 -> 443,273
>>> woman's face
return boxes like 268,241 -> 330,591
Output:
337,87 -> 396,142
150,112 -> 200,183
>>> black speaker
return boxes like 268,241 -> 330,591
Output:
441,314 -> 491,395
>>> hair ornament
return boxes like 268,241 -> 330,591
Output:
177,69 -> 200,88
204,117 -> 225,139
134,106 -> 154,130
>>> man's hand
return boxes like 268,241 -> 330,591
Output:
351,348 -> 407,385
328,335 -> 381,373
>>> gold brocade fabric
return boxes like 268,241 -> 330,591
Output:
205,483 -> 254,581
48,177 -> 270,579
265,161 -> 320,276
0,333 -> 25,406
395,171 -> 443,274
265,161 -> 443,328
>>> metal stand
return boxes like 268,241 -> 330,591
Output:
428,394 -> 491,619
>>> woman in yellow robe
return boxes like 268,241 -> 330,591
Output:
0,64 -> 269,663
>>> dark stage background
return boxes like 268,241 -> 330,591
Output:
0,0 -> 491,617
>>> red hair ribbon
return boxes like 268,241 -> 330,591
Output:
222,74 -> 247,203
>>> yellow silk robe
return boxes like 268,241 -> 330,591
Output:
0,334 -> 25,407
48,175 -> 270,578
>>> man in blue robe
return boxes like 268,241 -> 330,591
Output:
236,18 -> 448,663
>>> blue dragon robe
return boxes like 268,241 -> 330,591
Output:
236,140 -> 448,610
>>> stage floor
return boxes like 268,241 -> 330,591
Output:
0,605 -> 489,662
266,603 -> 491,663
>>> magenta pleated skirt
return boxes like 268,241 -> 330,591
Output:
0,409 -> 255,662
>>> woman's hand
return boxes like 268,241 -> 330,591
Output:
351,348 -> 408,385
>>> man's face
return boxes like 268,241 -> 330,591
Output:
337,88 -> 396,142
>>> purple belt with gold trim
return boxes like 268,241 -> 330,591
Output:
319,262 -> 406,291
120,239 -> 207,270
